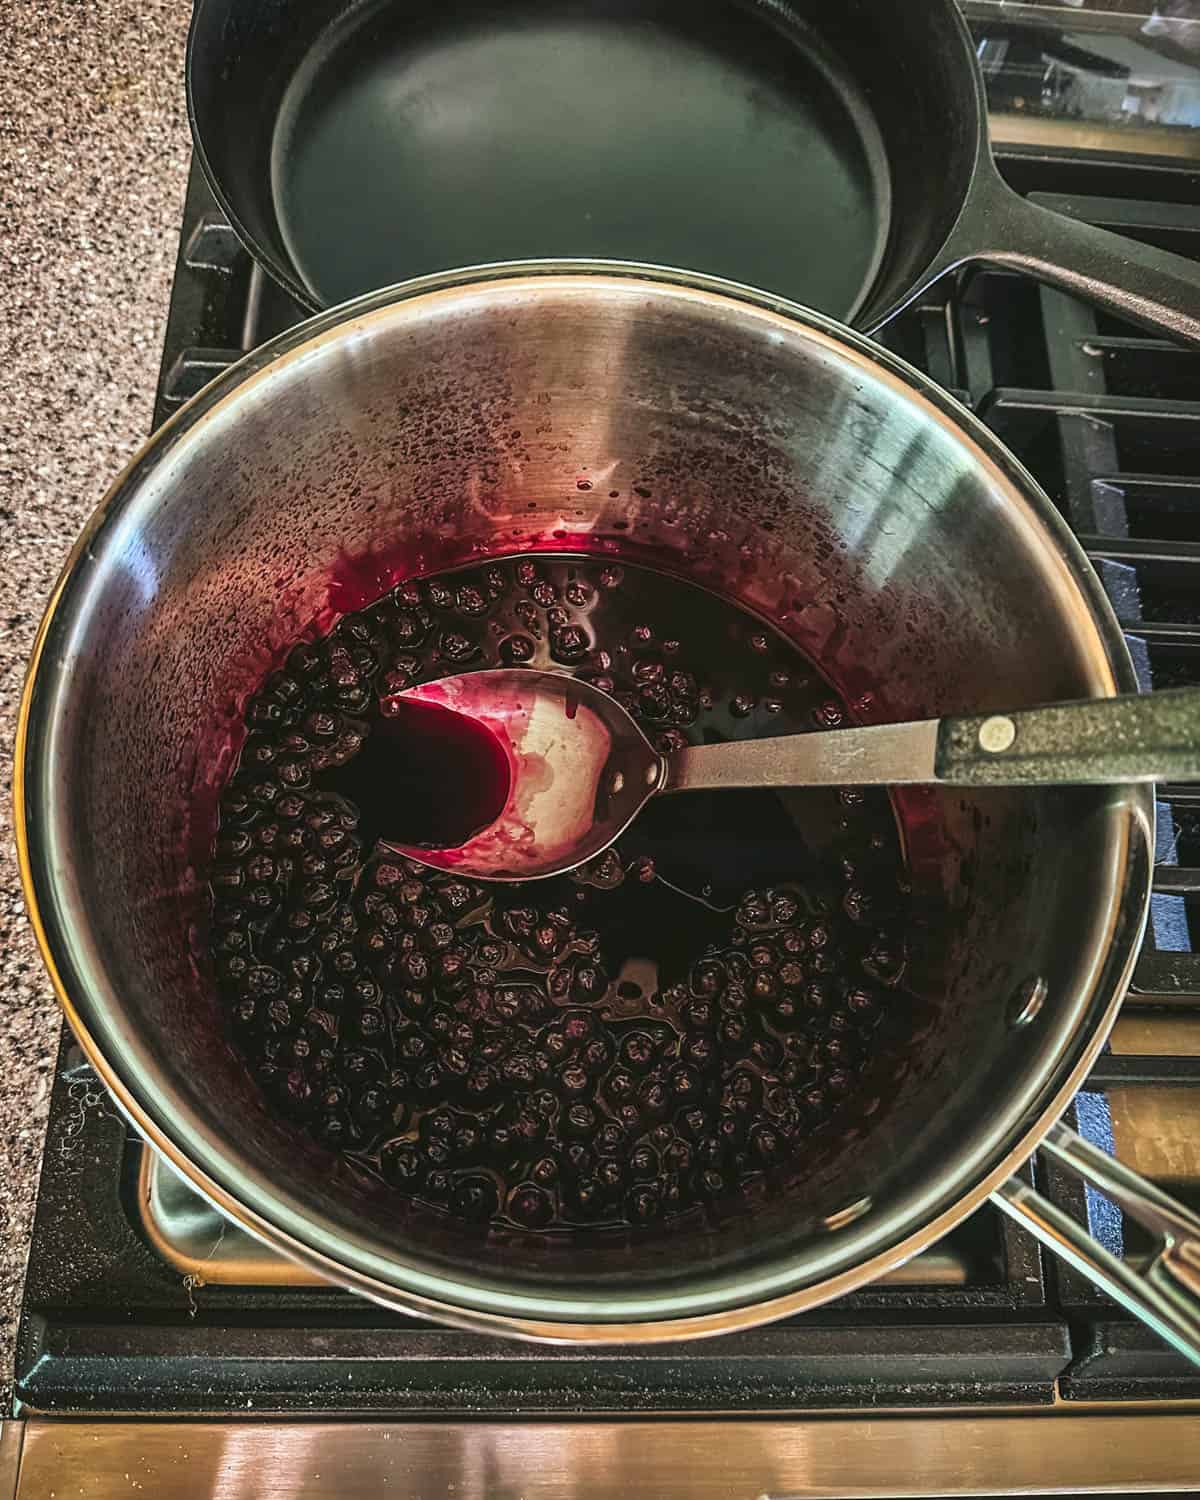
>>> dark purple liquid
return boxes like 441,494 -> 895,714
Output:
206,556 -> 910,1235
322,698 -> 510,850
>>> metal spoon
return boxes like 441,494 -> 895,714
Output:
389,670 -> 1200,883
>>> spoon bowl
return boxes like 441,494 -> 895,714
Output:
387,670 -> 666,881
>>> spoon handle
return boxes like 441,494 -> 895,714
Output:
662,687 -> 1200,793
937,687 -> 1200,786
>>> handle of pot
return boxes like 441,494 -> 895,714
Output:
934,171 -> 1200,348
993,1120 -> 1200,1365
938,686 -> 1200,786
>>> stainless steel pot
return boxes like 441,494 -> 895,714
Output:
17,264 -> 1200,1354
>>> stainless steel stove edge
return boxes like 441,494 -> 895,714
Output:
7,1413 -> 1200,1498
0,1425 -> 18,1500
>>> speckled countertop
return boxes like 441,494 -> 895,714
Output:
0,0 -> 192,1403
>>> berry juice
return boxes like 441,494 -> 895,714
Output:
207,557 -> 909,1233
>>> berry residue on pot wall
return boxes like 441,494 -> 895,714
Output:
206,556 -> 910,1234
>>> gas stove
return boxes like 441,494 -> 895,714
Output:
8,8 -> 1200,1497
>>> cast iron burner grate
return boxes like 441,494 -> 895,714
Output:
15,139 -> 1200,1414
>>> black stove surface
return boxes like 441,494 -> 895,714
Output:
16,104 -> 1200,1421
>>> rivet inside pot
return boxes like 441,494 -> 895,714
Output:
1009,977 -> 1048,1028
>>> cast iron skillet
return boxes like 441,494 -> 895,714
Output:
188,0 -> 1200,339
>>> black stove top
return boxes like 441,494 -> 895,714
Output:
15,45 -> 1200,1422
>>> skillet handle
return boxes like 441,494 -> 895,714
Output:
992,1120 -> 1200,1365
929,172 -> 1200,348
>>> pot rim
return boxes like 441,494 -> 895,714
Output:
15,261 -> 1155,1342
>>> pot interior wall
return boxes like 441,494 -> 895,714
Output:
27,276 -> 1136,1315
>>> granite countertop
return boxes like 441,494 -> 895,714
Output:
0,0 -> 191,1402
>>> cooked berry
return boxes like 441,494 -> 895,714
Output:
316,1113 -> 357,1149
589,1121 -> 622,1156
721,983 -> 748,1014
456,584 -> 489,617
691,959 -> 726,997
543,1030 -> 570,1064
209,556 -> 909,1232
628,1144 -> 659,1180
531,1088 -> 558,1118
460,1061 -> 497,1102
532,1156 -> 559,1187
414,1061 -> 446,1095
620,1033 -> 655,1071
698,1168 -> 726,1199
427,581 -> 455,611
580,1038 -> 612,1074
398,1032 -> 429,1064
400,951 -> 430,987
719,1017 -> 747,1049
354,1082 -> 394,1128
606,1067 -> 636,1101
452,1175 -> 499,1222
341,1048 -> 382,1081
245,965 -> 283,998
664,1137 -> 693,1172
736,894 -> 770,929
750,1034 -> 783,1070
434,951 -> 469,991
425,1168 -> 452,1200
563,1141 -> 593,1178
684,998 -> 716,1032
570,1177 -> 605,1218
693,1128 -> 732,1164
561,1065 -> 589,1096
821,1034 -> 860,1067
572,963 -> 606,1001
564,1102 -> 597,1137
502,1053 -> 537,1088
550,624 -> 590,664
558,1010 -> 591,1045
615,1101 -> 642,1133
509,1183 -> 554,1229
862,935 -> 904,983
749,1124 -> 782,1163
639,1079 -> 669,1116
355,1007 -> 387,1044
817,697 -> 849,731
668,1063 -> 702,1100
